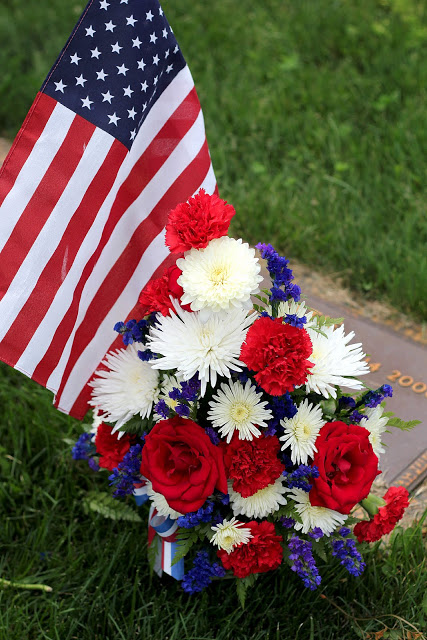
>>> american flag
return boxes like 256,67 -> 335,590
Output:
0,0 -> 216,419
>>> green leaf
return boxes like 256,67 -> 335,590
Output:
119,415 -> 153,435
236,574 -> 258,609
384,414 -> 421,431
147,537 -> 159,574
310,313 -> 344,330
172,528 -> 197,566
82,491 -> 142,522
311,537 -> 328,562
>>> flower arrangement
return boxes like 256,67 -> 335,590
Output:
72,190 -> 416,602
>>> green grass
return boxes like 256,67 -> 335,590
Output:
0,0 -> 426,319
0,363 -> 426,639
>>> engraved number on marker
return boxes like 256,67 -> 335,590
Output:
399,375 -> 414,387
412,382 -> 426,394
387,370 -> 401,382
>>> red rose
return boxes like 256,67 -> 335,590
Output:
218,521 -> 283,578
310,421 -> 379,515
240,316 -> 313,395
354,486 -> 410,543
95,423 -> 132,471
222,434 -> 285,498
165,189 -> 235,253
140,416 -> 227,513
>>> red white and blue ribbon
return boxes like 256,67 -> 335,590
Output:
148,505 -> 184,581
133,481 -> 150,506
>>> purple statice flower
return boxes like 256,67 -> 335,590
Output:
331,529 -> 366,577
175,403 -> 190,418
270,286 -> 288,303
309,527 -> 324,540
288,537 -> 322,590
349,410 -> 366,424
217,491 -> 230,506
285,283 -> 301,302
285,465 -> 319,492
179,376 -> 201,402
266,393 -> 297,434
137,348 -> 156,362
284,313 -> 307,329
109,444 -> 142,498
339,396 -> 356,410
181,551 -> 226,594
361,384 -> 393,409
256,243 -> 293,287
88,457 -> 100,472
205,426 -> 221,445
280,517 -> 296,529
114,318 -> 150,346
177,501 -> 215,529
154,399 -> 170,420
72,432 -> 94,461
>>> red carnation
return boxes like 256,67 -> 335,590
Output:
139,265 -> 191,316
165,189 -> 235,253
310,421 -> 380,515
95,423 -> 132,471
354,486 -> 410,543
218,521 -> 283,578
222,434 -> 285,498
240,316 -> 313,395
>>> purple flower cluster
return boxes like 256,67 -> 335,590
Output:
205,426 -> 221,445
113,318 -> 150,346
137,348 -> 156,362
288,537 -> 322,590
177,501 -> 217,529
256,243 -> 301,302
265,393 -> 297,435
154,376 -> 201,420
331,527 -> 366,577
72,432 -> 94,461
349,410 -> 366,424
284,313 -> 307,329
280,516 -> 296,528
181,551 -> 226,594
109,444 -> 142,498
285,465 -> 319,492
362,384 -> 393,409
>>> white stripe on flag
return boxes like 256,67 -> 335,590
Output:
0,127 -> 114,342
163,542 -> 172,574
56,162 -> 216,413
15,69 -> 195,378
0,104 -> 75,252
46,110 -> 206,394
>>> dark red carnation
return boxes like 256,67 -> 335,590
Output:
222,434 -> 285,497
218,521 -> 283,578
354,486 -> 410,543
240,316 -> 313,395
140,416 -> 227,513
165,189 -> 235,253
310,421 -> 380,515
139,264 -> 191,316
95,423 -> 132,471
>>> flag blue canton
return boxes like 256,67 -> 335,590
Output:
42,0 -> 186,150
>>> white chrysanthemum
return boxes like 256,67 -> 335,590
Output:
280,400 -> 325,464
229,478 -> 287,519
268,299 -> 316,328
287,488 -> 347,536
176,236 -> 263,314
305,325 -> 369,398
208,379 -> 273,442
360,405 -> 388,457
89,343 -> 159,432
210,517 -> 253,553
148,302 -> 255,395
90,407 -> 103,435
146,481 -> 183,519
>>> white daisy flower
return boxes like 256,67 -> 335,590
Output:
146,481 -> 183,519
268,299 -> 316,328
89,343 -> 159,433
210,517 -> 253,554
176,236 -> 263,315
305,325 -> 369,398
287,488 -> 347,536
280,400 -> 325,465
229,478 -> 287,519
208,379 -> 272,442
360,405 -> 388,457
148,302 -> 255,395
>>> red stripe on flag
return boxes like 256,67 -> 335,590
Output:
0,114 -> 95,300
0,93 -> 56,208
61,140 -> 212,418
32,89 -> 201,388
0,139 -> 128,366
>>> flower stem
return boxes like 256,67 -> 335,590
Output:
0,578 -> 52,593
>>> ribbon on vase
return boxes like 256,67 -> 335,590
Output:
147,504 -> 184,580
133,480 -> 150,506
